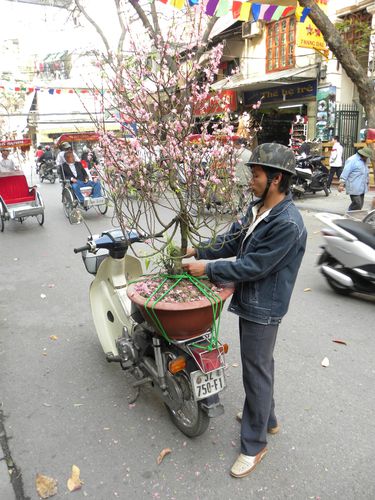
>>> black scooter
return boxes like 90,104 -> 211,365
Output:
292,155 -> 329,197
39,159 -> 58,184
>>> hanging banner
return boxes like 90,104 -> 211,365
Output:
315,85 -> 336,141
296,0 -> 329,55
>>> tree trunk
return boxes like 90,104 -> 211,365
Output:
299,0 -> 375,128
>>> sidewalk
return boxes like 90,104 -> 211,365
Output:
294,187 -> 374,216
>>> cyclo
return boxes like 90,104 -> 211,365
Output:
55,134 -> 108,220
0,139 -> 45,232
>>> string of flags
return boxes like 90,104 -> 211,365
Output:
159,0 -> 311,22
0,84 -> 103,95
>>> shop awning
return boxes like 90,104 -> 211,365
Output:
211,64 -> 318,92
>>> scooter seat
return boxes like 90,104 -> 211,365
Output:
335,219 -> 375,249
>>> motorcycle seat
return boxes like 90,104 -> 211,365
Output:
335,219 -> 375,249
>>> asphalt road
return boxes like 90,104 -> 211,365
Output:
0,175 -> 374,500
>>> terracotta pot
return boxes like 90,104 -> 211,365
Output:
127,281 -> 234,341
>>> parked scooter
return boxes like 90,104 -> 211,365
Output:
74,225 -> 230,437
39,159 -> 58,183
292,155 -> 329,197
316,212 -> 375,296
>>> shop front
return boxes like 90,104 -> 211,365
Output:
243,79 -> 317,147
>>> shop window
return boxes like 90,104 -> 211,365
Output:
266,16 -> 295,73
335,10 -> 372,68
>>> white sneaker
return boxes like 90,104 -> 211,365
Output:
230,448 -> 268,478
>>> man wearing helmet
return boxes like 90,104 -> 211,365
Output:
183,143 -> 307,478
56,142 -> 79,167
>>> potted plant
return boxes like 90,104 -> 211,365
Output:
91,5 -> 256,340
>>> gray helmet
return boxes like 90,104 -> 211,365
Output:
247,143 -> 296,175
61,142 -> 72,150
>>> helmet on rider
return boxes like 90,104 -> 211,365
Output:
246,143 -> 296,200
60,142 -> 72,151
45,145 -> 51,150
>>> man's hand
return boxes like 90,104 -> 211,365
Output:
182,262 -> 206,277
338,183 -> 345,193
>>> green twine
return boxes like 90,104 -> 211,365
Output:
139,272 -> 224,350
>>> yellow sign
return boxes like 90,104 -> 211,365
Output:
296,0 -> 329,56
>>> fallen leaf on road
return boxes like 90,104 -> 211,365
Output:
332,339 -> 347,346
73,403 -> 84,407
36,473 -> 58,498
43,403 -> 52,407
67,465 -> 82,492
232,363 -> 239,368
48,284 -> 55,288
49,335 -> 58,341
156,448 -> 172,465
304,288 -> 312,292
321,357 -> 330,367
40,294 -> 47,299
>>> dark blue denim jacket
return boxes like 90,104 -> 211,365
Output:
197,194 -> 307,325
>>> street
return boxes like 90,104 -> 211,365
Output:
0,176 -> 374,500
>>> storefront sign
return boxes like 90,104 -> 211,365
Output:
243,80 -> 317,105
0,138 -> 32,148
315,86 -> 336,141
194,90 -> 237,117
296,0 -> 329,56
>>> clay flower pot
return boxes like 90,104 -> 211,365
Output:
127,281 -> 234,341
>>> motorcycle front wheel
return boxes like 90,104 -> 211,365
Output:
165,371 -> 209,438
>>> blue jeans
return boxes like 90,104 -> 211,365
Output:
72,180 -> 102,203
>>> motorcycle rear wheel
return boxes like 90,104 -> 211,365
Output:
363,209 -> 375,226
165,372 -> 209,438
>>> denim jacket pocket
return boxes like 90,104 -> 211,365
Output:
241,281 -> 259,304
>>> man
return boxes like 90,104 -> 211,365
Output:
338,147 -> 371,211
0,149 -> 17,173
38,145 -> 54,163
56,142 -> 80,167
62,150 -> 102,203
327,136 -> 343,189
297,135 -> 311,157
182,143 -> 307,478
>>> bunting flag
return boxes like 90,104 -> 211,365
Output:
0,84 -> 104,95
160,0 -> 311,22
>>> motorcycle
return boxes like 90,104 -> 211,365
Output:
74,225 -> 229,437
39,159 -> 58,183
316,212 -> 375,296
292,155 -> 329,197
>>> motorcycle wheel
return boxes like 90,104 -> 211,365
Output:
323,184 -> 329,197
320,251 -> 352,296
50,176 -> 56,184
363,209 -> 375,226
164,371 -> 209,438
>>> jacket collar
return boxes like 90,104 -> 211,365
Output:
249,193 -> 294,221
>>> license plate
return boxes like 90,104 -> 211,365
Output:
191,369 -> 226,401
89,197 -> 105,206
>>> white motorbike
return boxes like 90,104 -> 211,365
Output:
74,227 -> 230,437
316,212 -> 375,296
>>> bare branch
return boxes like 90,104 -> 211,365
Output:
114,0 -> 127,57
73,0 -> 112,59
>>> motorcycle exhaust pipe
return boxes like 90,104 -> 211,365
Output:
321,265 -> 354,288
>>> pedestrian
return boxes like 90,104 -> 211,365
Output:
327,135 -> 343,189
338,147 -> 371,211
182,143 -> 307,478
0,149 -> 17,172
297,135 -> 311,157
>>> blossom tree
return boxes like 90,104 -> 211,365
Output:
73,2 -> 252,273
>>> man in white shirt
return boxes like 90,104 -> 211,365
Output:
327,136 -> 344,189
56,142 -> 80,167
0,149 -> 17,173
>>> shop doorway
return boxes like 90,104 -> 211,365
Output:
255,109 -> 295,146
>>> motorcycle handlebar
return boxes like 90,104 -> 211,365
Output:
74,244 -> 91,253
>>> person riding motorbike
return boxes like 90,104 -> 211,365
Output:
38,145 -> 54,163
182,143 -> 307,478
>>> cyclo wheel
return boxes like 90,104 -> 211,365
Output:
164,371 -> 209,438
36,213 -> 44,226
95,198 -> 108,215
62,188 -> 75,218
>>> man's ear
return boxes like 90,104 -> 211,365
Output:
272,172 -> 282,185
